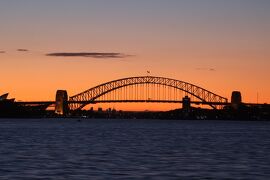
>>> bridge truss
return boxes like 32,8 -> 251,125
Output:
69,76 -> 228,110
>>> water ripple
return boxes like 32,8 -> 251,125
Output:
0,119 -> 270,179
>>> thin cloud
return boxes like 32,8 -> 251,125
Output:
46,52 -> 131,58
0,51 -> 5,53
17,49 -> 29,52
196,68 -> 216,71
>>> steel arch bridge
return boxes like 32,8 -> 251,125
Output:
69,76 -> 228,110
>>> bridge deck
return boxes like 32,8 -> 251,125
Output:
15,100 -> 268,107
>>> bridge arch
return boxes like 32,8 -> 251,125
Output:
69,76 -> 228,110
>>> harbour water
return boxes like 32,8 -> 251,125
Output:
0,118 -> 270,179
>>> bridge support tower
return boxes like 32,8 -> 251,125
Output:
55,90 -> 69,116
231,91 -> 242,110
182,96 -> 191,111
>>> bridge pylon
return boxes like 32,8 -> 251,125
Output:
182,96 -> 191,111
231,91 -> 242,110
55,90 -> 69,116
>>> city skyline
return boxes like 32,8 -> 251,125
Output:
1,0 -> 270,110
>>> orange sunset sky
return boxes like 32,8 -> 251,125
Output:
1,0 -> 270,111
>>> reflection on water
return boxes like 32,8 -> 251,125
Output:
0,119 -> 270,179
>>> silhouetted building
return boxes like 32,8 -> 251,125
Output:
0,93 -> 9,101
98,107 -> 103,112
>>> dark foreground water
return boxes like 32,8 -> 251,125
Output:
0,119 -> 270,179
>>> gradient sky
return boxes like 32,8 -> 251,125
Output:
1,0 -> 270,110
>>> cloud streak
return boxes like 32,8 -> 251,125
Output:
0,51 -> 5,53
17,49 -> 29,52
46,52 -> 131,58
196,68 -> 216,71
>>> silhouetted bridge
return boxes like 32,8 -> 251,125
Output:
16,75 -> 269,115
17,76 -> 234,114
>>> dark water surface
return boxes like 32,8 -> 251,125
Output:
0,118 -> 270,179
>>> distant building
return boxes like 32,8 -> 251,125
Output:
0,93 -> 9,101
98,107 -> 103,112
